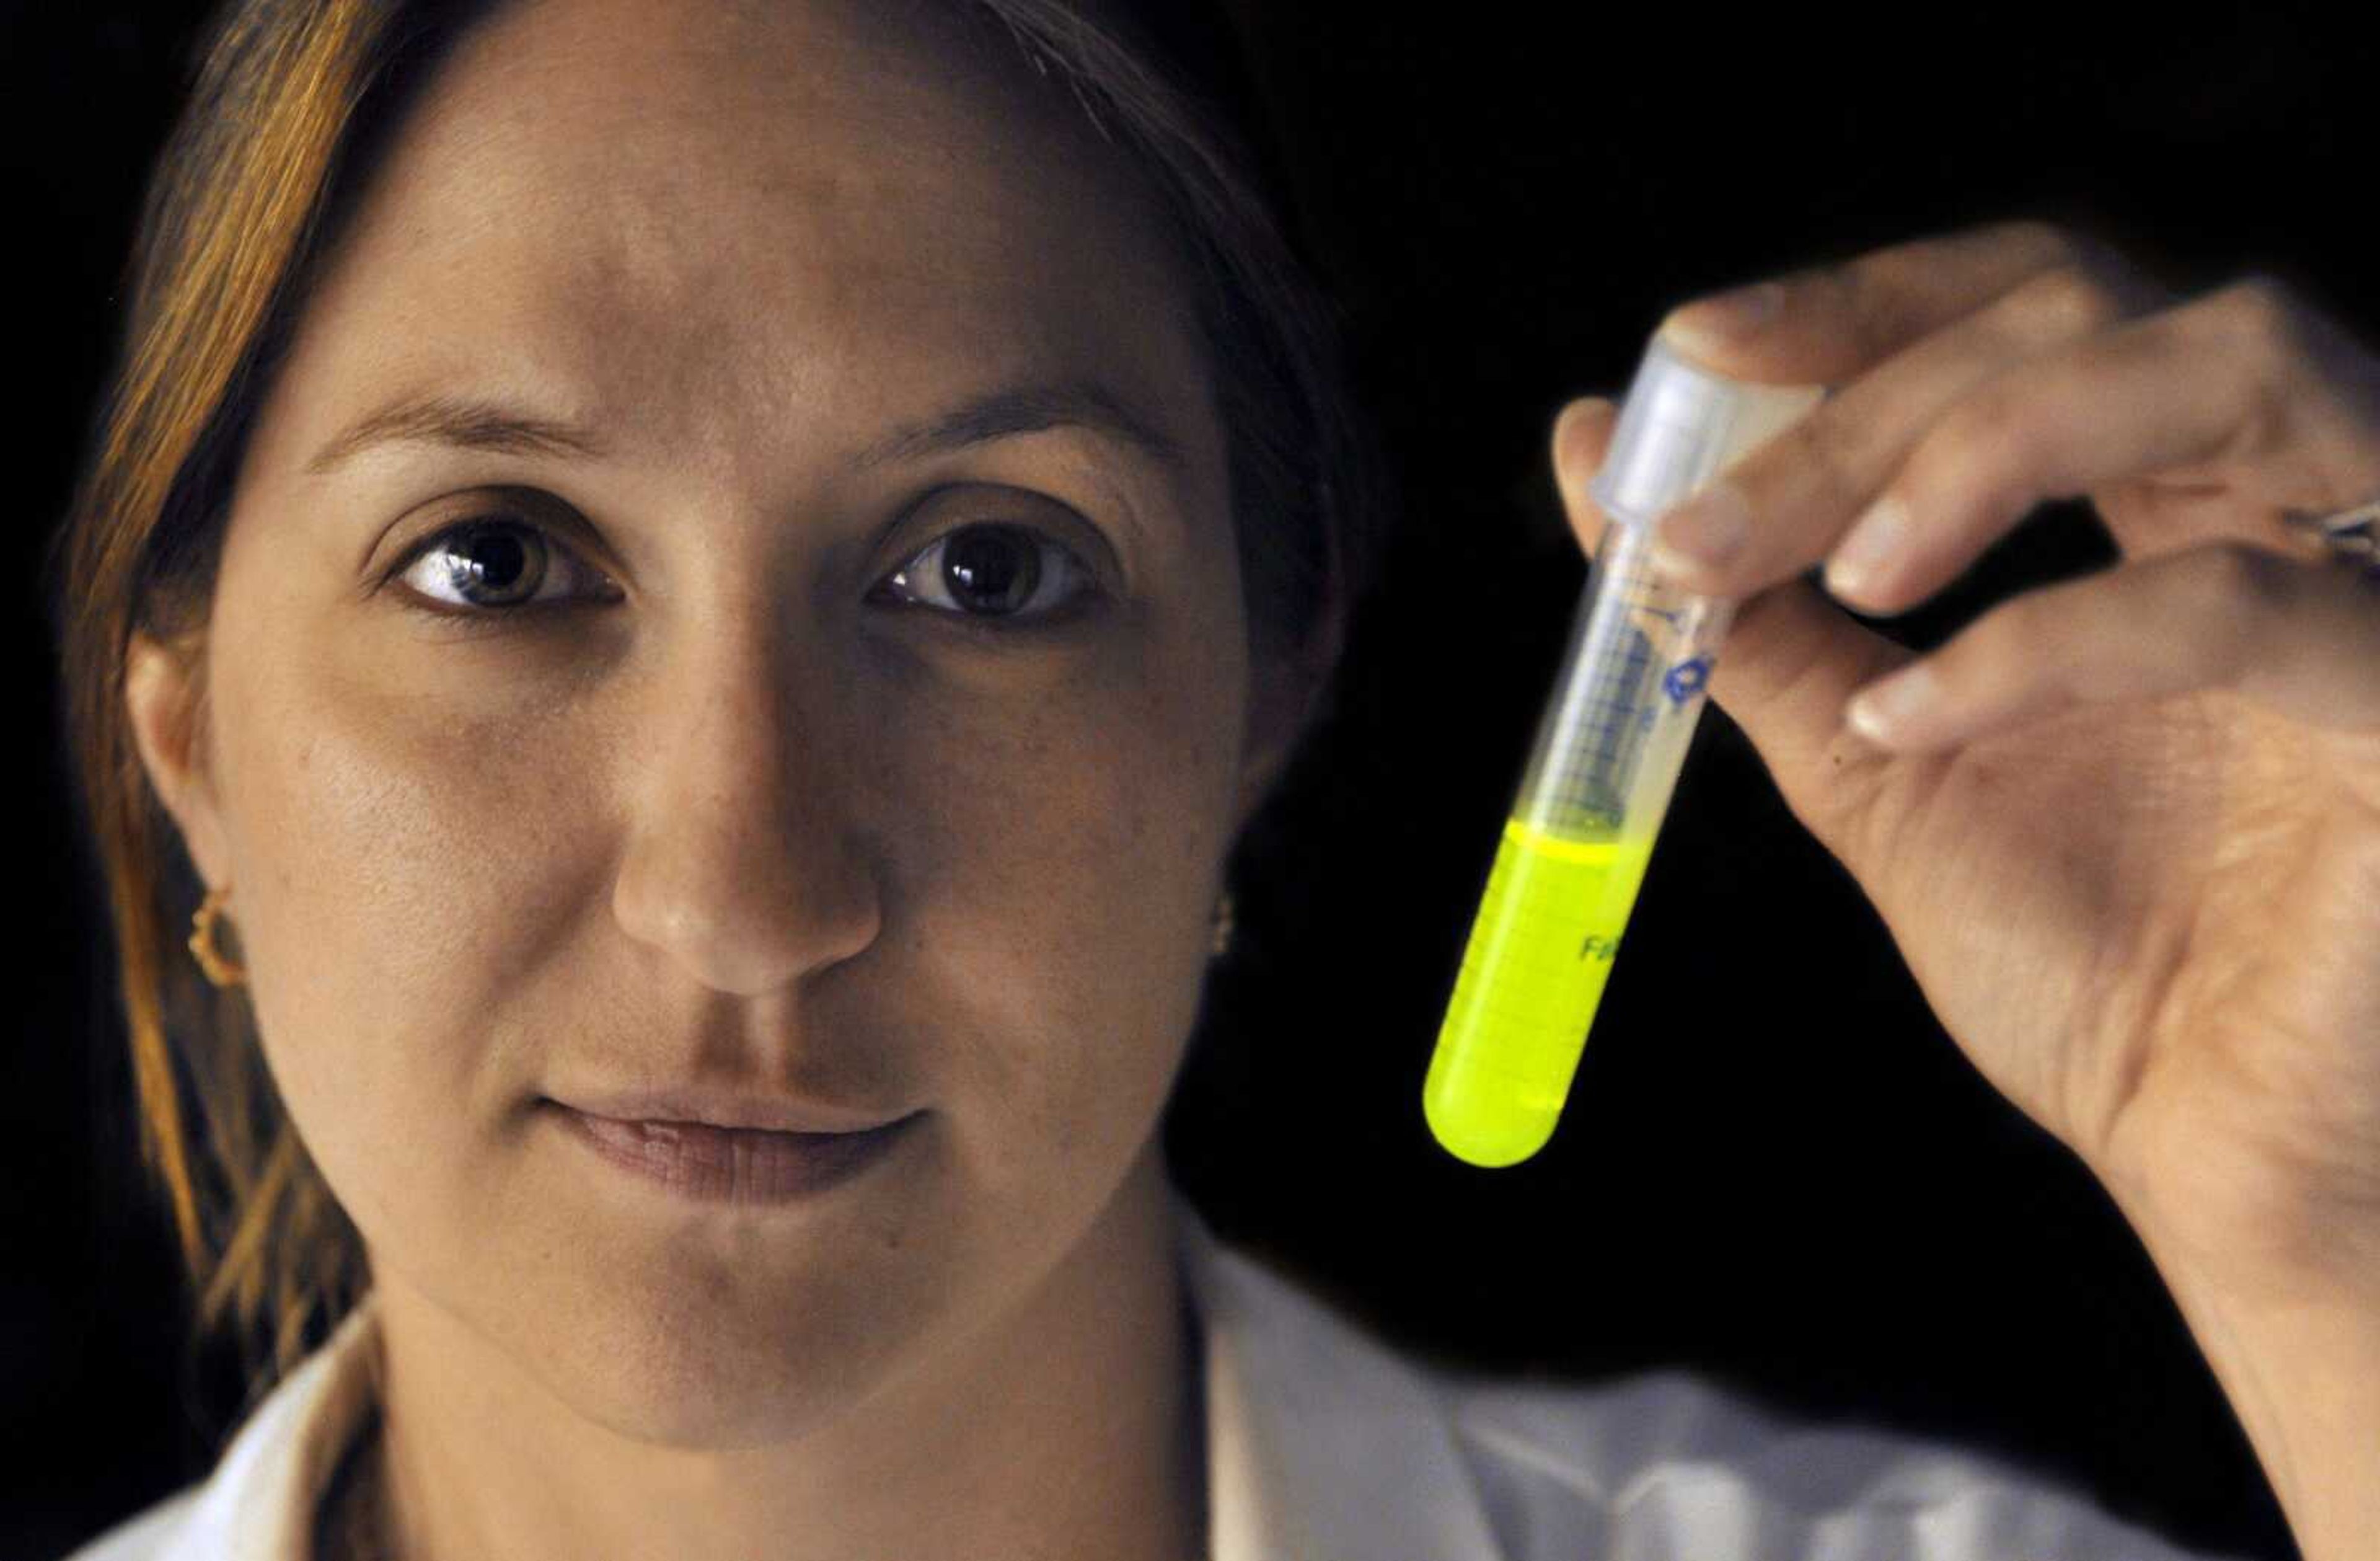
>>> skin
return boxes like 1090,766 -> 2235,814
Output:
125,1 -> 1318,1555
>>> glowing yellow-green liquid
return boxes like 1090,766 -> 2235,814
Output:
1424,814 -> 1660,1167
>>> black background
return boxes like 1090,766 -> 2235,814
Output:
8,2 -> 2367,1557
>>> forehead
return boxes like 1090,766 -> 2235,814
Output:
268,0 -> 1215,484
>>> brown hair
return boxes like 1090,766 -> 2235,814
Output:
45,0 -> 1388,1418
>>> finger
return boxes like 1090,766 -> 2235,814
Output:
1831,278 -> 2380,619
1639,254 -> 2172,606
1551,394 -> 1621,555
1655,215 -> 2150,386
1838,542 -> 2380,754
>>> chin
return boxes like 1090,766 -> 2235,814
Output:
461,1108 -> 977,1446
524,1268 -> 938,1449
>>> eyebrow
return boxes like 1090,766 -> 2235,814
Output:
302,379 -> 1191,479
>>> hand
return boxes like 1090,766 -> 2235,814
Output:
1549,217 -> 2380,1318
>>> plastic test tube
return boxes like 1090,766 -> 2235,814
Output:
1422,333 -> 1827,1169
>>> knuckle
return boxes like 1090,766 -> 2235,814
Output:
2008,263 -> 2131,340
2202,540 -> 2291,612
2203,275 -> 2311,441
2006,216 -> 2171,314
2048,217 -> 2118,272
2215,273 -> 2306,356
1995,216 -> 2084,268
1768,403 -> 1874,518
1828,254 -> 1921,360
1935,376 -> 2036,477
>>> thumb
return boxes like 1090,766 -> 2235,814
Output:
1548,396 -> 1916,861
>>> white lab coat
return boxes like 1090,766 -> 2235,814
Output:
63,1185 -> 2248,1560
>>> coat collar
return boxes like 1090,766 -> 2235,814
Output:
1171,1189 -> 1508,1560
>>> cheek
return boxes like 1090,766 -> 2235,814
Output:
892,612 -> 1242,1190
213,636 -> 604,1240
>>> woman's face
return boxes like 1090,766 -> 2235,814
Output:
129,0 -> 1285,1443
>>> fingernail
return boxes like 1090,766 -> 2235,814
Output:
1845,661 -> 1941,747
1664,281 -> 1785,345
1827,495 -> 1908,599
1650,483 -> 1751,578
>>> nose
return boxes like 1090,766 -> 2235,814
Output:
610,603 -> 881,998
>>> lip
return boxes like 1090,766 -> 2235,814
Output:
551,1103 -> 922,1206
549,1087 -> 915,1136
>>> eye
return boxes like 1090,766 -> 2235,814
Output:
871,521 -> 1100,630
389,512 -> 615,616
382,506 -> 1104,632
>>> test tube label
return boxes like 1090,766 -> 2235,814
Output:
1662,655 -> 1711,705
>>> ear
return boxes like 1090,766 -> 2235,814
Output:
1230,608 -> 1343,840
125,632 -> 232,893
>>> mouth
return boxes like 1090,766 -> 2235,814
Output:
549,1102 -> 922,1206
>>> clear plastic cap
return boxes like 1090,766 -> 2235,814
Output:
1587,332 -> 1829,526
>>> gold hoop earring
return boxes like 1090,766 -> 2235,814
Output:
189,885 -> 248,988
1209,888 -> 1235,960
